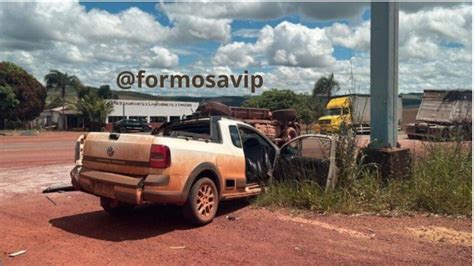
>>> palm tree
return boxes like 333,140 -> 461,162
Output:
312,73 -> 340,103
312,73 -> 340,118
73,94 -> 113,131
44,70 -> 81,130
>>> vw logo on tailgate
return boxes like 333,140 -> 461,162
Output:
107,146 -> 115,157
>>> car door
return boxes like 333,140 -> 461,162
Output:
238,125 -> 279,184
274,134 -> 337,190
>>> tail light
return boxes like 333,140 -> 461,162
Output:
149,144 -> 171,168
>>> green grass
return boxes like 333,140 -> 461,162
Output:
256,141 -> 472,216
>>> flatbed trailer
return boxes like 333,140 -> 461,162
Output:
406,90 -> 472,140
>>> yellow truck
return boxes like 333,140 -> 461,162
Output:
317,94 -> 402,134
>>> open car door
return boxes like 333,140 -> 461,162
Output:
274,134 -> 337,190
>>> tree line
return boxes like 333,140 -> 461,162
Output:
0,61 -> 114,130
243,73 -> 340,126
0,60 -> 341,130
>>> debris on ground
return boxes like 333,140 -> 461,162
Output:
42,184 -> 75,194
225,215 -> 240,221
45,196 -> 57,206
170,246 -> 186,250
9,250 -> 26,257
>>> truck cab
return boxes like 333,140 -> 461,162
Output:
317,96 -> 352,134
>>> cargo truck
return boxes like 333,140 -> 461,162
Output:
405,90 -> 471,140
317,94 -> 402,134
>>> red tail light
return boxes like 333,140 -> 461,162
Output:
149,144 -> 171,168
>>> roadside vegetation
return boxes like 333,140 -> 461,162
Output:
256,136 -> 472,216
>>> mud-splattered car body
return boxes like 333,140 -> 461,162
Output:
71,116 -> 336,224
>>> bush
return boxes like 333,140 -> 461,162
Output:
256,139 -> 472,216
0,62 -> 47,122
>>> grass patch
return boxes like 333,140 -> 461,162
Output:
256,140 -> 472,216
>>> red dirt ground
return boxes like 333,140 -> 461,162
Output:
0,193 -> 471,265
0,132 -> 82,168
0,132 -> 471,264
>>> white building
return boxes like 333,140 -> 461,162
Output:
106,100 -> 199,124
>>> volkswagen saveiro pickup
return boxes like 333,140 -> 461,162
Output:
71,117 -> 336,225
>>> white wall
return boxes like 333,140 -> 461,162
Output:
106,100 -> 199,123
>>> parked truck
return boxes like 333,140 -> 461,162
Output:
70,117 -> 336,225
317,94 -> 403,134
194,101 -> 300,146
405,90 -> 472,140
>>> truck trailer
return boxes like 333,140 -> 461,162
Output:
405,90 -> 471,140
317,94 -> 402,134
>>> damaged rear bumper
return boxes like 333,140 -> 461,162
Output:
70,166 -> 180,205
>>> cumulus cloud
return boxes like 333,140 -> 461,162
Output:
0,1 -> 179,86
0,1 -> 470,97
213,42 -> 257,68
213,22 -> 335,68
325,21 -> 371,51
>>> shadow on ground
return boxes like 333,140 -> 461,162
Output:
49,199 -> 249,242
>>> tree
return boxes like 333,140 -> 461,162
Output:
97,85 -> 114,99
0,62 -> 47,128
312,73 -> 340,118
45,95 -> 63,109
76,86 -> 91,99
44,70 -> 82,130
243,89 -> 317,124
73,94 -> 113,131
243,89 -> 301,110
0,84 -> 20,129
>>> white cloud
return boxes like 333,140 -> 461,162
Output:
213,22 -> 335,68
232,28 -> 260,39
266,22 -> 335,68
325,21 -> 370,51
213,42 -> 257,68
0,1 -> 470,97
0,1 -> 179,87
167,15 -> 232,43
143,46 -> 179,68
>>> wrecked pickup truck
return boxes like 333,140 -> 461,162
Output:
194,101 -> 301,146
71,117 -> 336,225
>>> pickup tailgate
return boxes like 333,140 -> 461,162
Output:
82,133 -> 155,176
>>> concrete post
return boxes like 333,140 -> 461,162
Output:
370,2 -> 399,148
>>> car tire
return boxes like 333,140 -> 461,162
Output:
100,197 -> 133,217
441,128 -> 450,141
198,102 -> 232,116
272,109 -> 297,121
119,127 -> 127,133
182,177 -> 219,226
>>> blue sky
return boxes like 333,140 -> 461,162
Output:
0,2 -> 471,96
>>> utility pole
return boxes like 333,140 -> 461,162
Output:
367,2 -> 411,180
370,2 -> 399,148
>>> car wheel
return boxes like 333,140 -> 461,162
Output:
100,197 -> 133,217
182,177 -> 219,225
272,109 -> 297,121
441,128 -> 450,141
119,127 -> 126,133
